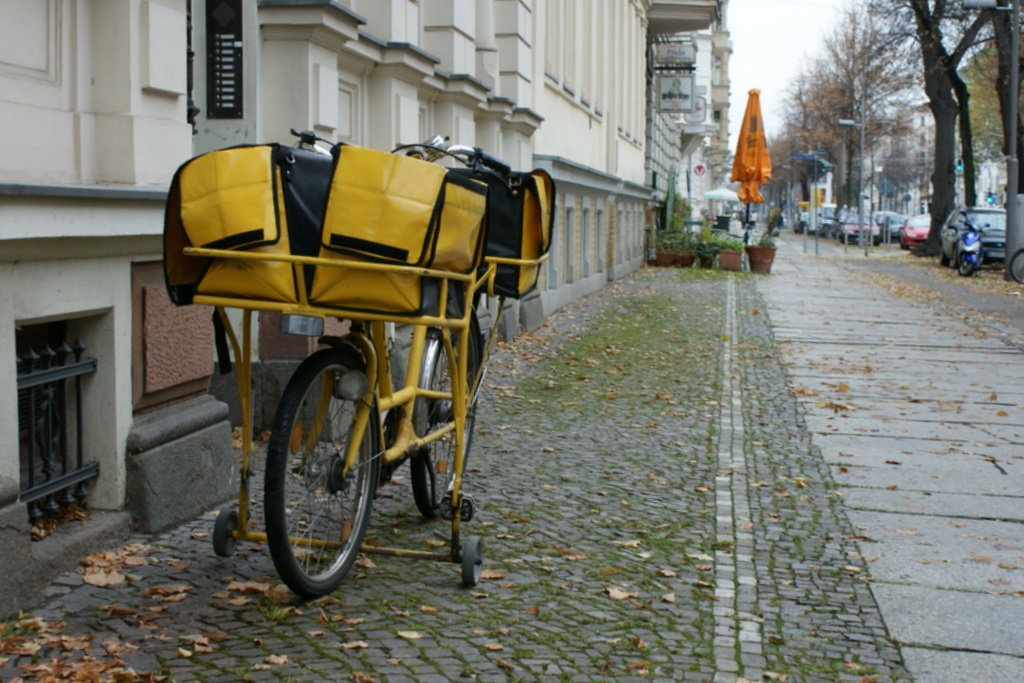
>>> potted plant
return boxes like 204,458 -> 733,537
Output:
673,228 -> 696,267
695,230 -> 720,268
746,231 -> 777,273
717,238 -> 746,271
654,229 -> 681,267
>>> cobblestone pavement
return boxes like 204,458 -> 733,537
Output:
3,267 -> 910,682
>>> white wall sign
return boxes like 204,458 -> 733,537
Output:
684,96 -> 707,123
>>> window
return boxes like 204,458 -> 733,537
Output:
581,208 -> 590,276
564,206 -> 575,284
545,0 -> 560,79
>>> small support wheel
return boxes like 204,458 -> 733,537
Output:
461,536 -> 484,587
212,507 -> 239,558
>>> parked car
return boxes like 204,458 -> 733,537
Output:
817,203 -> 838,239
938,206 -> 1007,268
874,211 -> 908,244
837,211 -> 881,245
898,214 -> 931,250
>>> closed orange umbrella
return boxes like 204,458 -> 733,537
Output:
731,89 -> 772,205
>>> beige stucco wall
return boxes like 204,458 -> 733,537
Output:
1,0 -> 719,512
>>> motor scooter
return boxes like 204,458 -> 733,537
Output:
956,212 -> 982,277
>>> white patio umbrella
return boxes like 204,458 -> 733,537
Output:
704,187 -> 740,202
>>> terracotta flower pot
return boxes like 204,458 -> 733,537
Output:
717,248 -> 743,271
675,253 -> 695,268
655,251 -> 675,267
745,245 -> 776,273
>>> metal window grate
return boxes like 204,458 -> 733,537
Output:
16,338 -> 99,524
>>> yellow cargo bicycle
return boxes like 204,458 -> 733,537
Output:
163,132 -> 553,598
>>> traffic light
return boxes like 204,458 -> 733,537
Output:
955,158 -> 963,174
987,191 -> 996,205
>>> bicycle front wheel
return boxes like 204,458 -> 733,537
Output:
264,347 -> 380,598
411,314 -> 481,518
1008,248 -> 1024,284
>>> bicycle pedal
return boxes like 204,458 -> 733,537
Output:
439,494 -> 455,521
460,495 -> 476,522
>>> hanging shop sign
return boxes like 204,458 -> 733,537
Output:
656,42 -> 697,67
657,72 -> 694,113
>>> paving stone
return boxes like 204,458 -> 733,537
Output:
8,263 -> 925,682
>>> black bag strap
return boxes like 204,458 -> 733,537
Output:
212,310 -> 232,375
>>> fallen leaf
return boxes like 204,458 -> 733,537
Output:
342,641 -> 369,650
628,635 -> 647,650
226,580 -> 272,594
397,631 -> 422,640
144,583 -> 191,598
606,586 -> 639,600
483,643 -> 504,651
267,584 -> 294,605
264,654 -> 289,665
83,570 -> 126,587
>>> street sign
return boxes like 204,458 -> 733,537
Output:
791,154 -> 815,161
694,163 -> 707,177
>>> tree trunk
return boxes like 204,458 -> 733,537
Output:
902,0 -> 991,254
953,73 -> 978,207
926,97 -> 959,255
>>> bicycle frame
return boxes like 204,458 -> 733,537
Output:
189,247 -> 535,565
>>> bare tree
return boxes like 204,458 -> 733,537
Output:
963,43 -> 1006,167
775,3 -> 918,214
872,0 -> 990,253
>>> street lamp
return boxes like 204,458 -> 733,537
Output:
964,0 -> 1019,280
839,118 -> 869,256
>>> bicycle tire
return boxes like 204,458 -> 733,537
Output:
1008,247 -> 1024,284
411,311 -> 482,518
264,346 -> 380,598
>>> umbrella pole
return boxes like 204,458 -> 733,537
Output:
744,203 -> 751,245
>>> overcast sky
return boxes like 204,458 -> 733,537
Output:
727,0 -> 853,148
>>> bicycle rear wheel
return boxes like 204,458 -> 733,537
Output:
411,312 -> 482,518
1008,248 -> 1024,284
264,346 -> 379,598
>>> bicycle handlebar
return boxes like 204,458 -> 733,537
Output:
291,131 -> 514,179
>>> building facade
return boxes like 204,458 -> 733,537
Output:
0,0 -> 723,615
